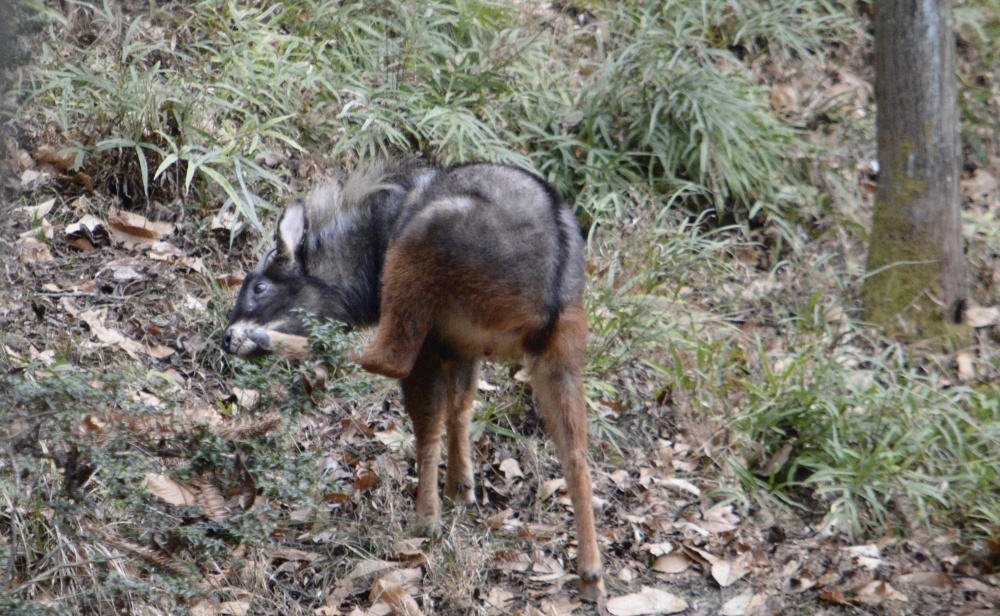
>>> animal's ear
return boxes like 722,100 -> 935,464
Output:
275,203 -> 307,264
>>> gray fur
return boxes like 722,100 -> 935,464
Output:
223,159 -> 584,358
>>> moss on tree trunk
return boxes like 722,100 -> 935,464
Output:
864,0 -> 967,346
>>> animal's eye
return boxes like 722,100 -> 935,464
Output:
253,282 -> 268,295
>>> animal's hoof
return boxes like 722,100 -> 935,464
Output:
410,517 -> 441,539
578,573 -> 605,603
444,481 -> 475,506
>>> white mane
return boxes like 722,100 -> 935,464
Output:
304,160 -> 414,237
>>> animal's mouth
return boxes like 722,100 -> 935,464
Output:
223,322 -> 267,357
224,321 -> 310,359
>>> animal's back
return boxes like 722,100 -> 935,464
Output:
393,163 -> 585,319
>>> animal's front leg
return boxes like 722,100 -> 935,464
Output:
358,244 -> 438,379
401,347 -> 448,534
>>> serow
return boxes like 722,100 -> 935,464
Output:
224,159 -> 604,601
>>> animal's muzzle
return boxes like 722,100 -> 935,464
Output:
223,321 -> 267,357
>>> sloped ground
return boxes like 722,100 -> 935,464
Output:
6,129 -> 1000,616
5,2 -> 1000,616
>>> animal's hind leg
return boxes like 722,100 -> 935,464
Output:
401,346 -> 448,534
359,244 -> 439,379
530,306 -> 604,602
444,358 -> 479,506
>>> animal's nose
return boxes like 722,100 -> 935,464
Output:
223,329 -> 232,351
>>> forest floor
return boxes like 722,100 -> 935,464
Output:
4,1 -> 1000,615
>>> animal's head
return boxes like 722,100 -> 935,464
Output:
223,202 -> 350,358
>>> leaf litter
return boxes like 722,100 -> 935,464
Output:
5,6 -> 1000,616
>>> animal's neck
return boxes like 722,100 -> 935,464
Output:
307,188 -> 409,328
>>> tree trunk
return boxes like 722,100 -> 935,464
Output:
864,0 -> 966,341
0,0 -> 26,163
0,0 -> 11,162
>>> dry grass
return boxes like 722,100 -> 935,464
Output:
5,0 -> 1000,614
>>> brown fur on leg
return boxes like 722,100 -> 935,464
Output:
400,345 -> 449,534
359,244 -> 440,379
530,304 -> 604,602
443,358 -> 479,505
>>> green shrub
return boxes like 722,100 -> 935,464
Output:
18,0 -> 852,230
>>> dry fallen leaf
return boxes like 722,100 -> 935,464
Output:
539,596 -> 581,615
110,263 -> 142,281
770,83 -> 800,115
484,586 -> 514,613
691,514 -> 739,535
856,580 -> 907,603
217,600 -> 250,616
659,477 -> 700,497
392,538 -> 428,558
608,469 -> 630,489
20,218 -> 54,241
785,569 -> 817,593
540,478 -> 566,500
211,205 -> 239,236
895,571 -> 957,591
232,387 -> 259,408
146,241 -> 183,260
146,241 -> 207,272
688,547 -> 750,587
956,352 -> 975,382
818,587 -> 848,605
194,476 -> 229,519
182,294 -> 209,312
29,347 -> 56,365
374,429 -> 407,452
843,544 -> 884,570
606,586 -> 688,615
65,214 -> 109,249
21,168 -> 50,190
58,171 -> 94,190
267,548 -> 322,563
370,579 -> 422,616
711,552 -> 752,588
642,542 -> 675,557
484,508 -> 514,530
966,304 -> 1000,328
18,197 -> 56,220
743,592 -> 778,615
720,589 -> 753,616
760,443 -> 793,476
963,168 -> 998,205
254,151 -> 284,167
145,473 -> 197,506
182,400 -> 224,427
529,552 -> 565,582
16,237 -> 54,263
346,559 -> 398,581
35,145 -> 77,170
651,553 -> 691,574
376,567 -> 423,594
108,207 -> 175,248
494,550 -> 532,573
12,148 -> 33,170
499,458 -> 524,481
189,600 -> 217,616
80,308 -> 175,359
354,469 -> 381,492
